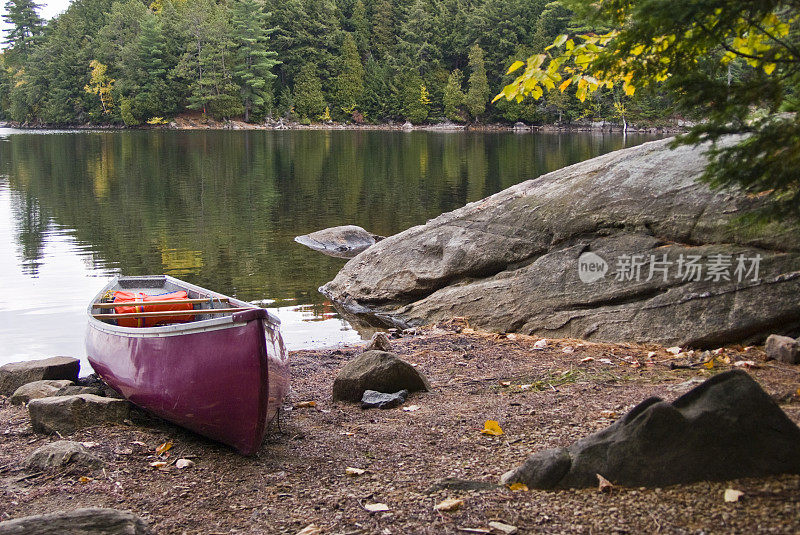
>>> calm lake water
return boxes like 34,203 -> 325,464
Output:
0,128 -> 664,372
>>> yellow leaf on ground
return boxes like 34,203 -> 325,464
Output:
434,498 -> 464,511
508,482 -> 529,491
155,441 -> 173,456
294,401 -> 317,409
78,476 -> 92,483
481,420 -> 504,436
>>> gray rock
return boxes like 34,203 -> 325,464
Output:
25,440 -> 103,471
765,334 -> 800,364
500,370 -> 800,489
321,138 -> 800,347
0,508 -> 151,535
28,394 -> 131,435
56,385 -> 106,397
332,350 -> 431,402
0,357 -> 80,396
361,389 -> 408,409
365,332 -> 392,352
294,225 -> 383,259
10,380 -> 74,405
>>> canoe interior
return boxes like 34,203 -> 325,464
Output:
93,275 -> 250,325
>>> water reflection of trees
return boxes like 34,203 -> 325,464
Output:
2,130 -> 658,302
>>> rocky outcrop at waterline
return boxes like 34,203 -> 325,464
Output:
321,137 -> 800,347
294,225 -> 384,259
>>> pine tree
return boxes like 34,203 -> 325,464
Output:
333,32 -> 364,118
350,0 -> 369,57
466,43 -> 489,121
443,68 -> 465,122
231,0 -> 280,122
2,0 -> 44,66
371,0 -> 394,62
293,62 -> 325,120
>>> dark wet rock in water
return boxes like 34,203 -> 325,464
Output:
294,225 -> 383,259
332,350 -> 431,402
10,380 -> 74,405
361,389 -> 408,409
500,370 -> 800,489
765,334 -> 800,364
0,357 -> 80,396
0,508 -> 152,535
28,394 -> 131,435
321,137 -> 800,347
365,332 -> 392,352
25,440 -> 103,471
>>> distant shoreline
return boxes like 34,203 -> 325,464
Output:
0,117 -> 688,134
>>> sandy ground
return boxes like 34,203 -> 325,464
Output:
2,322 -> 799,534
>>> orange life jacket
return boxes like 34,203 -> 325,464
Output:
113,290 -> 195,327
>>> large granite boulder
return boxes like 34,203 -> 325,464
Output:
332,351 -> 431,402
0,508 -> 151,535
28,394 -> 131,434
500,370 -> 800,489
10,380 -> 74,405
321,138 -> 800,347
295,225 -> 383,259
0,357 -> 80,396
25,440 -> 103,471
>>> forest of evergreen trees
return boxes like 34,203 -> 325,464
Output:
0,0 -> 676,126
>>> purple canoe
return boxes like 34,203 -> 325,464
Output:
86,275 -> 289,455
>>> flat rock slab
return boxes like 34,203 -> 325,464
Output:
321,138 -> 800,346
500,370 -> 800,488
10,380 -> 74,405
765,334 -> 800,364
0,508 -> 151,535
25,440 -> 103,471
294,225 -> 380,258
28,394 -> 131,435
361,389 -> 408,409
332,351 -> 431,402
0,357 -> 80,396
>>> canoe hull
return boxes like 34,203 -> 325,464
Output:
86,276 -> 289,455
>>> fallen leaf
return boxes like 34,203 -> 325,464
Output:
647,351 -> 657,359
175,459 -> 195,469
481,420 -> 504,436
456,528 -> 491,534
80,441 -> 99,448
666,346 -> 682,355
434,498 -> 464,511
345,467 -> 366,477
599,358 -> 613,365
734,360 -> 757,368
580,357 -> 594,363
340,432 -> 356,436
519,384 -> 532,390
796,388 -> 800,397
294,401 -> 317,409
508,482 -> 528,491
562,346 -> 574,353
364,502 -> 390,513
78,476 -> 92,484
149,461 -> 168,469
155,441 -> 173,456
506,333 -> 517,340
296,524 -> 323,535
533,339 -> 547,349
599,410 -> 618,419
499,381 -> 511,387
724,488 -> 744,502
488,521 -> 518,534
704,359 -> 715,369
131,441 -> 147,448
597,473 -> 614,493
403,405 -> 421,412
